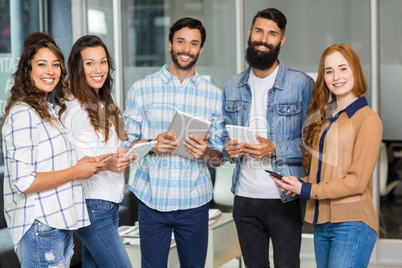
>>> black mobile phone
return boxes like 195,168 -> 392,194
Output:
265,170 -> 283,180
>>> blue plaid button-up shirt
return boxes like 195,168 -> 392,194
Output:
122,65 -> 225,211
2,103 -> 90,248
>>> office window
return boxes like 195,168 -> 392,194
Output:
0,0 -> 43,181
120,0 -> 238,99
379,0 -> 402,240
244,0 -> 371,102
86,0 -> 115,57
0,0 -> 42,115
380,1 -> 402,141
0,0 -> 12,116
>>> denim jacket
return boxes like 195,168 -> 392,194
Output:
222,60 -> 314,197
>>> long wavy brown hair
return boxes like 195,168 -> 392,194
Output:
2,32 -> 68,126
62,35 -> 127,142
303,43 -> 367,171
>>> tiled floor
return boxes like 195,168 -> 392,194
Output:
220,258 -> 402,268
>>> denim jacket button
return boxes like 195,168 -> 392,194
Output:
243,105 -> 247,109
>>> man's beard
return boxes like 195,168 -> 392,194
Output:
170,48 -> 200,70
245,39 -> 281,70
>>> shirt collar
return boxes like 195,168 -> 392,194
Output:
328,96 -> 368,122
47,101 -> 54,110
344,96 -> 368,118
161,64 -> 200,86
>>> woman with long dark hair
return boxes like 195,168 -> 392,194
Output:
2,32 -> 108,267
59,35 -> 134,267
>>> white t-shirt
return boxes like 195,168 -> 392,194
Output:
237,67 -> 280,199
60,98 -> 125,203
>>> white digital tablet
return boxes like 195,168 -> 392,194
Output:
124,140 -> 157,160
226,125 -> 258,144
167,111 -> 212,159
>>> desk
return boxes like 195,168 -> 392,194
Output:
119,212 -> 241,268
394,150 -> 402,158
206,213 -> 242,268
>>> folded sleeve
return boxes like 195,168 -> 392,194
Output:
3,110 -> 39,193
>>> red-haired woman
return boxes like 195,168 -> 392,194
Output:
270,43 -> 382,268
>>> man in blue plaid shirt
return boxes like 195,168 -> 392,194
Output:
122,17 -> 225,267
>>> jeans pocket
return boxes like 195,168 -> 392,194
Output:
36,221 -> 58,236
366,224 -> 377,246
88,199 -> 115,211
87,199 -> 118,223
17,222 -> 72,267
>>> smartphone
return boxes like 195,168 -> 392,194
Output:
265,170 -> 283,180
100,154 -> 113,163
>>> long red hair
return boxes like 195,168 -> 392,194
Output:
303,43 -> 367,170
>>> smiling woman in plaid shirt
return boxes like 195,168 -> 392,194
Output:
1,32 -> 110,268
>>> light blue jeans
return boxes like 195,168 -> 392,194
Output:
16,220 -> 73,267
75,199 -> 132,268
314,221 -> 377,268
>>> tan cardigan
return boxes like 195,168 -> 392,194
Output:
301,97 -> 383,233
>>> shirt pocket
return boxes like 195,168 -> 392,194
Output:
224,101 -> 242,125
275,102 -> 302,135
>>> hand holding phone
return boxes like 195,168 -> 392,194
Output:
100,154 -> 113,163
265,170 -> 283,180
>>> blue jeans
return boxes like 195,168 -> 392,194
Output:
138,200 -> 209,268
233,196 -> 302,268
314,221 -> 377,268
75,199 -> 132,268
16,220 -> 73,268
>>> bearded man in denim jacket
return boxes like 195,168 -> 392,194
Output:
222,8 -> 314,268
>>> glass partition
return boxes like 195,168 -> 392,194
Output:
0,0 -> 42,190
0,0 -> 41,115
86,0 -> 115,58
379,0 -> 402,240
120,0 -> 238,100
244,0 -> 371,103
